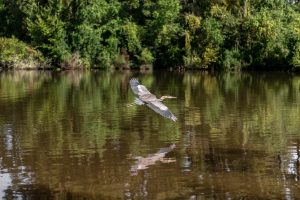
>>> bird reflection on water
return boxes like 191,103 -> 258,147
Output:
130,144 -> 176,176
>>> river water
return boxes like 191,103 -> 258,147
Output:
0,70 -> 300,199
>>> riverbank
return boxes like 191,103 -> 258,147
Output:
0,37 -> 47,70
0,36 -> 299,72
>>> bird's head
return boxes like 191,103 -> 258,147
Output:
160,96 -> 177,101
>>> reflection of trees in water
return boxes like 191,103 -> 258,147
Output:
179,72 -> 300,199
0,71 -> 51,101
176,130 -> 300,199
0,71 -> 300,199
0,71 -> 180,199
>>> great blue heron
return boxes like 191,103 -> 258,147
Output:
128,78 -> 177,121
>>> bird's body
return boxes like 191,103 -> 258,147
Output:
129,78 -> 177,121
139,93 -> 157,102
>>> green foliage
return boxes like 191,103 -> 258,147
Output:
0,0 -> 3,10
69,0 -> 122,67
223,48 -> 242,70
183,14 -> 201,68
138,48 -> 154,64
0,0 -> 299,69
201,17 -> 224,66
185,14 -> 201,32
141,0 -> 183,66
0,0 -> 4,36
0,37 -> 46,69
291,42 -> 300,70
121,21 -> 141,54
25,0 -> 70,64
0,0 -> 25,38
241,5 -> 298,68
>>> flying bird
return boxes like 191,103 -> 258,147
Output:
128,78 -> 177,121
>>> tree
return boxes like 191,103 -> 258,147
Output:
143,0 -> 183,67
25,0 -> 70,64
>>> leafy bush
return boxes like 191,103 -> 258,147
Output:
138,48 -> 154,64
60,53 -> 89,70
291,42 -> 300,70
0,37 -> 46,69
113,54 -> 128,68
25,2 -> 70,64
223,48 -> 242,70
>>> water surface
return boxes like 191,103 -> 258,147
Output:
0,70 -> 300,199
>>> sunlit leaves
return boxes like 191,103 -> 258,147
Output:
0,37 -> 46,69
137,48 -> 154,64
120,21 -> 141,54
291,42 -> 300,69
241,5 -> 298,68
223,48 -> 242,70
185,14 -> 201,33
25,1 -> 70,63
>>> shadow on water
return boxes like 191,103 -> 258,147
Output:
1,70 -> 300,199
2,184 -> 124,200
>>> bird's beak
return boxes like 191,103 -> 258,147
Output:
168,96 -> 177,99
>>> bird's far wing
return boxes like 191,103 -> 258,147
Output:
146,101 -> 177,122
130,78 -> 151,96
157,144 -> 176,154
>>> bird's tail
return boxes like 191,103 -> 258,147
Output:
130,78 -> 140,87
170,115 -> 177,122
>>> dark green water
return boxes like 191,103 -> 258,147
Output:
0,70 -> 300,199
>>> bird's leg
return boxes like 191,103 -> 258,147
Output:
127,98 -> 144,107
159,96 -> 177,101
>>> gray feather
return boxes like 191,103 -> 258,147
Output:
146,102 -> 177,122
129,78 -> 141,95
130,78 -> 151,96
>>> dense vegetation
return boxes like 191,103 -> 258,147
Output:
0,0 -> 299,70
0,37 -> 46,69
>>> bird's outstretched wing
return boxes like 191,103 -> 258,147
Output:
130,78 -> 151,96
146,101 -> 177,122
